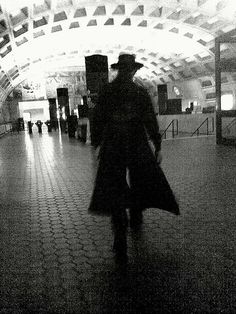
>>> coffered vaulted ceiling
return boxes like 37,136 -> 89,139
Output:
0,0 -> 236,102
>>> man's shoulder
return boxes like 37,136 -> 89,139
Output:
133,82 -> 149,97
98,83 -> 111,96
102,80 -> 148,96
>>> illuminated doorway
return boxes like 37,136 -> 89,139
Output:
19,100 -> 50,123
23,112 -> 31,121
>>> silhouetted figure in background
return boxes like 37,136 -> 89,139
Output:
17,117 -> 24,133
36,120 -> 43,133
28,121 -> 33,134
51,120 -> 58,131
67,110 -> 78,138
88,54 -> 179,261
45,120 -> 52,132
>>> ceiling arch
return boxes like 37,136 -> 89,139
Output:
0,0 -> 236,102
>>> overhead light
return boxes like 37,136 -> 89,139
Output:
198,51 -> 210,58
202,34 -> 214,42
173,86 -> 181,96
14,25 -> 22,32
220,43 -> 228,51
173,62 -> 181,67
0,37 -> 4,43
222,25 -> 235,33
192,11 -> 200,18
0,47 -> 8,54
34,17 -> 43,22
208,16 -> 218,24
185,57 -> 195,63
221,94 -> 233,110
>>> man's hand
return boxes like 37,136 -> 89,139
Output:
155,150 -> 163,165
94,146 -> 100,160
91,146 -> 100,160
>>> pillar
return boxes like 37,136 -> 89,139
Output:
85,54 -> 108,145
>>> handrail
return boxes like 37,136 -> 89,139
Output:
191,117 -> 212,136
161,119 -> 178,139
223,118 -> 236,134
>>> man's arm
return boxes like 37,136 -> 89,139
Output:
91,88 -> 108,148
141,89 -> 162,153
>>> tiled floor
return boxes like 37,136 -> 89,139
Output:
0,129 -> 235,313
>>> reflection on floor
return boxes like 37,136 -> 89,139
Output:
0,131 -> 235,313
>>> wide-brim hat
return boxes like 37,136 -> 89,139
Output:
111,54 -> 143,70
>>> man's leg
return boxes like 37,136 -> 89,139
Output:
129,207 -> 143,230
111,207 -> 128,255
128,166 -> 144,230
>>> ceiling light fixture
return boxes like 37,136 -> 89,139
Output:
198,51 -> 210,58
192,11 -> 201,18
208,16 -> 218,24
14,25 -> 23,32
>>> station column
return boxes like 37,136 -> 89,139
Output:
57,88 -> 69,133
85,54 -> 108,145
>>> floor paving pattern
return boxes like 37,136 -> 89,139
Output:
0,130 -> 235,313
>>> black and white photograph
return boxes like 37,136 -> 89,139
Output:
0,0 -> 236,313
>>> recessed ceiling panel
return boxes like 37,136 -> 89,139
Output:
0,0 -> 236,103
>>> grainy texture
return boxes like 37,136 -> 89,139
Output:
0,130 -> 235,313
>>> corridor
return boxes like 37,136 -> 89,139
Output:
0,131 -> 235,313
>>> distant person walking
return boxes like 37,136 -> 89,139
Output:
88,54 -> 179,260
67,110 -> 78,138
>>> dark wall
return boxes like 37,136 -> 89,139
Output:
158,84 -> 182,114
157,84 -> 168,114
166,99 -> 182,114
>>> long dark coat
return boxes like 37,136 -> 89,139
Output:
88,77 -> 179,216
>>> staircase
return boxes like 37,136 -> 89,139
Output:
158,114 -> 215,140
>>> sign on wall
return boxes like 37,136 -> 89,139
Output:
45,71 -> 86,99
17,76 -> 46,101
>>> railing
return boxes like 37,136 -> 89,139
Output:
191,117 -> 214,136
161,119 -> 178,139
223,118 -> 236,135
